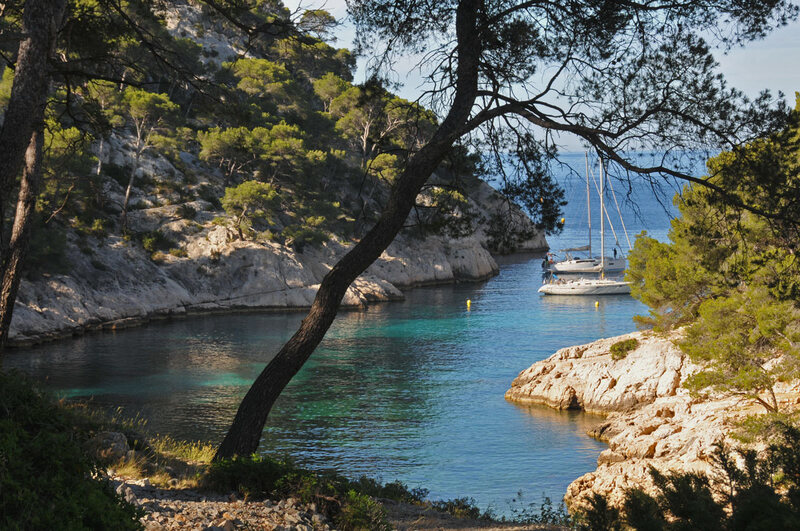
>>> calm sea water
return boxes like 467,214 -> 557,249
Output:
4,153 -> 682,513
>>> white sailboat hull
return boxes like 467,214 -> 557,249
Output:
538,279 -> 631,295
550,257 -> 626,273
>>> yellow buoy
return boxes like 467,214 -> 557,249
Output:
560,217 -> 565,224
466,299 -> 471,310
595,301 -> 600,308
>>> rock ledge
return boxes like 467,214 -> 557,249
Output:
506,330 -> 800,509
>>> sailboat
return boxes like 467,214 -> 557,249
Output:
539,156 -> 631,296
548,153 -> 626,273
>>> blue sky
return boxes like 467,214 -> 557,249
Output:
289,0 -> 800,147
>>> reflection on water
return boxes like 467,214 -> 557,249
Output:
5,256 -> 643,513
4,160 -> 675,513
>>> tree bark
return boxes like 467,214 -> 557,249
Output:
214,0 -> 483,460
0,0 -> 65,351
0,0 -> 65,241
120,151 -> 141,233
0,127 -> 44,347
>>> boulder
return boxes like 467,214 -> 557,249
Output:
85,431 -> 130,462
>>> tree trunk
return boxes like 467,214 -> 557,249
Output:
0,0 -> 66,246
120,152 -> 141,233
0,128 -> 44,348
96,136 -> 105,176
214,0 -> 482,460
0,0 -> 65,352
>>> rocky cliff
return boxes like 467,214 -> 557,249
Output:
6,0 -> 551,346
11,180 -> 546,346
505,330 -> 800,509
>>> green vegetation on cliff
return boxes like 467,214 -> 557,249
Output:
627,96 -> 800,422
0,0 -> 551,283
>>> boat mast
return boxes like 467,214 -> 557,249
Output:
585,152 -> 591,259
599,157 -> 605,276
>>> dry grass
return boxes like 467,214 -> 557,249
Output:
149,434 -> 216,464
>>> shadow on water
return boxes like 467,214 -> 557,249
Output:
3,156 -> 678,514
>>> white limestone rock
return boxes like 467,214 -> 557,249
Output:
506,330 -> 799,510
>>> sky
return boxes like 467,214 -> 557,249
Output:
288,0 -> 800,149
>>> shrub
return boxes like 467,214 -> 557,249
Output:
0,371 -> 143,530
282,221 -> 327,253
576,427 -> 800,530
75,217 -> 108,239
168,247 -> 188,258
335,490 -> 391,531
610,338 -> 639,361
221,181 -> 280,240
176,204 -> 197,220
430,497 -> 483,520
505,494 -> 573,526
140,230 -> 174,253
204,456 -> 427,525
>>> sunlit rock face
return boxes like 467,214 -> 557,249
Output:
506,330 -> 800,510
11,176 -> 545,346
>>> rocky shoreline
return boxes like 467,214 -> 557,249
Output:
11,181 -> 547,347
505,330 -> 800,509
112,474 -> 548,531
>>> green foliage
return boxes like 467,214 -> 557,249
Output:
626,230 -> 716,330
503,495 -> 573,526
227,58 -> 293,99
204,455 -> 421,525
578,426 -> 800,530
485,210 -> 536,254
0,65 -> 13,110
681,287 -> 800,412
282,217 -> 328,252
122,87 -> 180,144
313,72 -> 349,111
199,123 -> 307,184
626,98 -> 800,418
221,181 -> 280,240
220,58 -> 300,120
198,126 -> 263,182
610,338 -> 639,361
328,83 -> 437,169
85,80 -> 126,131
0,371 -> 143,530
140,230 -> 175,253
176,204 -> 196,220
367,152 -> 401,184
273,37 -> 355,83
579,493 -> 622,531
409,186 -> 476,239
335,490 -> 391,531
429,497 -> 483,520
38,115 -> 99,224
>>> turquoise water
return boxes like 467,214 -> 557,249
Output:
4,154 -> 680,513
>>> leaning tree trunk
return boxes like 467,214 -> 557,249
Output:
214,0 -> 482,460
0,128 -> 44,347
0,0 -> 66,351
0,0 -> 65,239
